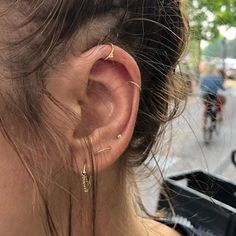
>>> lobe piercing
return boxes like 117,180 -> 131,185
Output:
81,164 -> 91,193
94,147 -> 112,156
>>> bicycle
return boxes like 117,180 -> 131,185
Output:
202,95 -> 224,144
203,109 -> 216,144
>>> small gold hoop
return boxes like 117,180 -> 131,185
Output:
104,43 -> 115,61
128,81 -> 142,91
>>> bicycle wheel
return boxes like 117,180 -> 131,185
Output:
203,117 -> 212,144
215,112 -> 223,135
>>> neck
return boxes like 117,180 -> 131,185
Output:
95,162 -> 148,236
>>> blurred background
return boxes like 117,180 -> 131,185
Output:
140,0 -> 236,213
166,0 -> 236,178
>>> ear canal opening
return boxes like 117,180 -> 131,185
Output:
74,79 -> 113,140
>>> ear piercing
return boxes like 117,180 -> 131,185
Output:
81,164 -> 91,193
104,43 -> 141,91
128,81 -> 142,91
81,133 -> 122,192
94,146 -> 112,156
104,43 -> 115,60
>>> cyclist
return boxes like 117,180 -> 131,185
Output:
200,63 -> 225,130
216,69 -> 227,121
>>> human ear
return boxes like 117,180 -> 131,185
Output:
47,44 -> 141,173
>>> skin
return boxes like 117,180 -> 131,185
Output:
0,44 -> 180,236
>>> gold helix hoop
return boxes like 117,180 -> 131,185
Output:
128,81 -> 142,91
104,44 -> 141,91
104,43 -> 115,60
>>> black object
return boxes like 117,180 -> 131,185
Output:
158,171 -> 236,236
232,150 -> 236,167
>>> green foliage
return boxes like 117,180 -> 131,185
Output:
189,0 -> 236,41
203,37 -> 236,58
187,0 -> 236,71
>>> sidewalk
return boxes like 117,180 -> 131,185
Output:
225,79 -> 236,89
164,84 -> 236,179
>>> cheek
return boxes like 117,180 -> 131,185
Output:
0,135 -> 44,235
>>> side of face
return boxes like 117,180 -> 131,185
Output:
0,41 -> 141,234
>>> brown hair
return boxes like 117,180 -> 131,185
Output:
0,0 -> 188,235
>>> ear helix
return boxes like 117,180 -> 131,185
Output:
104,43 -> 142,92
127,81 -> 142,91
104,43 -> 115,61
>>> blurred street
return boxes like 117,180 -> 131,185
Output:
141,80 -> 236,213
162,79 -> 236,181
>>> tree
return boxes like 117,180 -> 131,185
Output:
208,0 -> 236,27
203,37 -> 236,58
187,0 -> 236,73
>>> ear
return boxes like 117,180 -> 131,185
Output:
47,44 -> 141,173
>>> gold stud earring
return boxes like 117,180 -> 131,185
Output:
104,43 -> 115,61
128,81 -> 142,91
117,134 -> 122,140
81,164 -> 91,193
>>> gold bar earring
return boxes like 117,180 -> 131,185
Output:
94,146 -> 112,156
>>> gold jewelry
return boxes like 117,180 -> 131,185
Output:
104,43 -> 115,60
128,81 -> 142,91
117,134 -> 122,139
94,146 -> 112,156
81,164 -> 91,193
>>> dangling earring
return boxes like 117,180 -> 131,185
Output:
81,164 -> 91,193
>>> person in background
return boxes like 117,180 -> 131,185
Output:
200,63 -> 225,129
216,69 -> 227,121
0,1 -> 194,236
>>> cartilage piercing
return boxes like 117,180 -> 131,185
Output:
104,43 -> 115,60
128,81 -> 142,91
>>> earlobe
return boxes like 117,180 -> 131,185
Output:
70,44 -> 141,173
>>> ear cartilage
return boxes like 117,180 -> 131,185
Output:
104,43 -> 115,60
127,81 -> 141,91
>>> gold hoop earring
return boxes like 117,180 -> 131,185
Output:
128,81 -> 142,91
104,43 -> 115,61
81,164 -> 91,193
